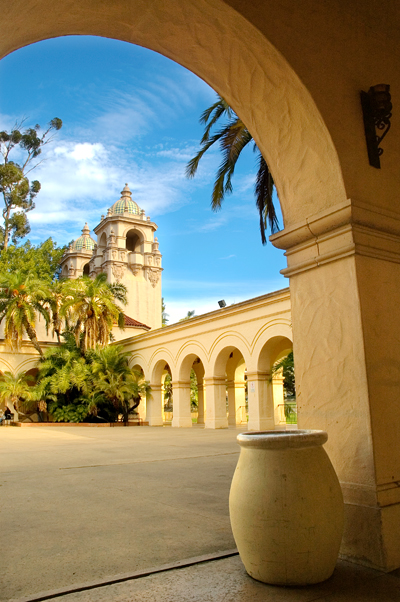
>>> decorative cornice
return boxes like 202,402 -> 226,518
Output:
272,199 -> 400,277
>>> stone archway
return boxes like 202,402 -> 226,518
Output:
175,352 -> 206,428
149,357 -> 174,426
209,341 -> 251,429
0,0 -> 348,231
1,0 -> 400,572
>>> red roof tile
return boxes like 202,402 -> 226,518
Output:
124,314 -> 151,330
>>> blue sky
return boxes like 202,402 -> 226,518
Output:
0,36 -> 287,323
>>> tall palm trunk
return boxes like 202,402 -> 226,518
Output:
23,319 -> 43,356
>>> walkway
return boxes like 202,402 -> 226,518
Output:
1,425 -> 240,601
3,426 -> 400,602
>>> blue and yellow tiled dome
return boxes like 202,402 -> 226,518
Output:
112,184 -> 140,215
72,223 -> 96,251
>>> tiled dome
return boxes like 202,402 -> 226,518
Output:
72,224 -> 96,251
112,184 -> 140,216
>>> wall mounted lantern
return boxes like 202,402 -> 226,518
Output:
360,84 -> 392,168
218,299 -> 226,308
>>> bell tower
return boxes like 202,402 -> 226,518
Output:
59,223 -> 95,279
89,184 -> 162,330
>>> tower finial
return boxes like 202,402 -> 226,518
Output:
121,183 -> 132,198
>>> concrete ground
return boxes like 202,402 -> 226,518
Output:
2,425 -> 400,602
1,425 -> 241,601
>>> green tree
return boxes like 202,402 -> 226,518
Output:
186,95 -> 279,244
0,238 -> 65,281
190,368 -> 198,410
45,279 -> 66,343
0,370 -> 35,417
0,118 -> 62,250
179,310 -> 195,321
162,297 -> 169,326
0,271 -> 50,355
272,351 -> 295,397
89,345 -> 151,424
35,335 -> 94,423
60,274 -> 127,353
163,373 -> 173,411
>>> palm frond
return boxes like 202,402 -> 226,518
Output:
255,152 -> 279,244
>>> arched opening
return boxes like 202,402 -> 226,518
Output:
257,336 -> 293,431
83,263 -> 90,276
0,2 -> 349,233
149,358 -> 173,426
99,232 -> 107,250
162,368 -> 173,424
130,362 -> 147,422
210,344 -> 249,430
126,229 -> 143,253
175,353 -> 206,428
1,0 -> 395,575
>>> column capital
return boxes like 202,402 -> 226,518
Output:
271,198 -> 400,277
204,376 -> 226,386
247,371 -> 269,381
172,380 -> 191,388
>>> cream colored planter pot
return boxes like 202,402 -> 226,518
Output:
229,430 -> 343,585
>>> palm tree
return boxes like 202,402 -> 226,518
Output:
44,279 -> 66,343
0,370 -> 35,417
35,337 -> 95,422
162,297 -> 169,326
272,351 -> 295,397
90,345 -> 151,423
60,274 -> 127,353
179,310 -> 195,321
0,271 -> 50,355
186,94 -> 279,244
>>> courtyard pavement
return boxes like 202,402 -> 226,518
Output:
2,425 -> 400,602
1,424 -> 240,601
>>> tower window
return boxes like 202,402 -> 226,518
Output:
126,230 -> 141,252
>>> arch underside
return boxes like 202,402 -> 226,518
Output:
0,0 -> 347,230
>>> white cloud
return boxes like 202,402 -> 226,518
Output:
196,216 -> 227,232
24,137 -> 198,243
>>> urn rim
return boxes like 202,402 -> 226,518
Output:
237,429 -> 328,449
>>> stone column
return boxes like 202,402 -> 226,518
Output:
204,376 -> 228,429
272,371 -> 285,428
247,371 -> 274,431
137,394 -> 147,422
146,384 -> 164,426
197,384 -> 205,424
227,380 -> 236,425
270,200 -> 400,571
234,381 -> 247,424
171,380 -> 192,427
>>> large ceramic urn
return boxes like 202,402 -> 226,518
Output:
229,430 -> 343,585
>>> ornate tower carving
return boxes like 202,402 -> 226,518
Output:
62,184 -> 162,330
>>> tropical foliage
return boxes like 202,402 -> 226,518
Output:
179,310 -> 195,321
34,340 -> 150,423
0,271 -> 50,355
60,274 -> 127,353
163,373 -> 173,411
272,351 -> 295,397
0,270 -> 127,356
186,94 -> 279,244
0,370 -> 35,416
162,297 -> 169,326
